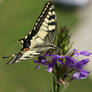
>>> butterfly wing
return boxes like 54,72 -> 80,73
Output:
28,1 -> 57,52
19,1 -> 56,50
7,1 -> 57,64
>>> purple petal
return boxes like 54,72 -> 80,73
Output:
34,60 -> 39,63
36,64 -> 40,69
52,55 -> 58,60
73,49 -> 79,56
51,55 -> 59,65
79,69 -> 89,79
80,50 -> 92,56
52,55 -> 64,64
52,55 -> 64,59
46,63 -> 54,73
38,56 -> 45,60
44,54 -> 51,57
64,56 -> 75,67
73,49 -> 92,56
65,56 -> 75,63
41,59 -> 47,64
47,66 -> 52,72
75,59 -> 89,69
57,59 -> 63,65
72,72 -> 80,79
72,70 -> 89,79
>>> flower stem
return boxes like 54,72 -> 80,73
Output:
50,75 -> 68,92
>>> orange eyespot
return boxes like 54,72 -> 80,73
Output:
23,48 -> 29,52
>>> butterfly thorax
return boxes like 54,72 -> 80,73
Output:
22,29 -> 38,51
22,40 -> 30,50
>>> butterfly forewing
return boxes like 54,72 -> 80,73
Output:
29,2 -> 56,49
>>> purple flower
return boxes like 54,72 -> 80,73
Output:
46,55 -> 57,72
34,55 -> 47,69
34,52 -> 90,80
80,50 -> 92,56
72,70 -> 89,79
64,56 -> 75,68
74,59 -> 89,69
73,49 -> 92,56
62,56 -> 89,69
72,59 -> 89,79
73,49 -> 80,56
60,56 -> 89,80
34,54 -> 63,72
47,63 -> 53,72
46,55 -> 64,72
52,55 -> 64,64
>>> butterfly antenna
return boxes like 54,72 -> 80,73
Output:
2,55 -> 11,59
2,54 -> 15,59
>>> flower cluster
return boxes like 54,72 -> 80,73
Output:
34,49 -> 91,81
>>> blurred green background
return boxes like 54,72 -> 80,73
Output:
0,0 -> 92,92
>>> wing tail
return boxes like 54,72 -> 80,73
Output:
7,52 -> 23,64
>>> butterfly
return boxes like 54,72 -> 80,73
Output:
4,1 -> 57,64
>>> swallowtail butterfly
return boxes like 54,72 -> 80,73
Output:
5,1 -> 57,64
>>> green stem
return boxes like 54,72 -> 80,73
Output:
57,84 -> 60,92
50,75 -> 67,92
